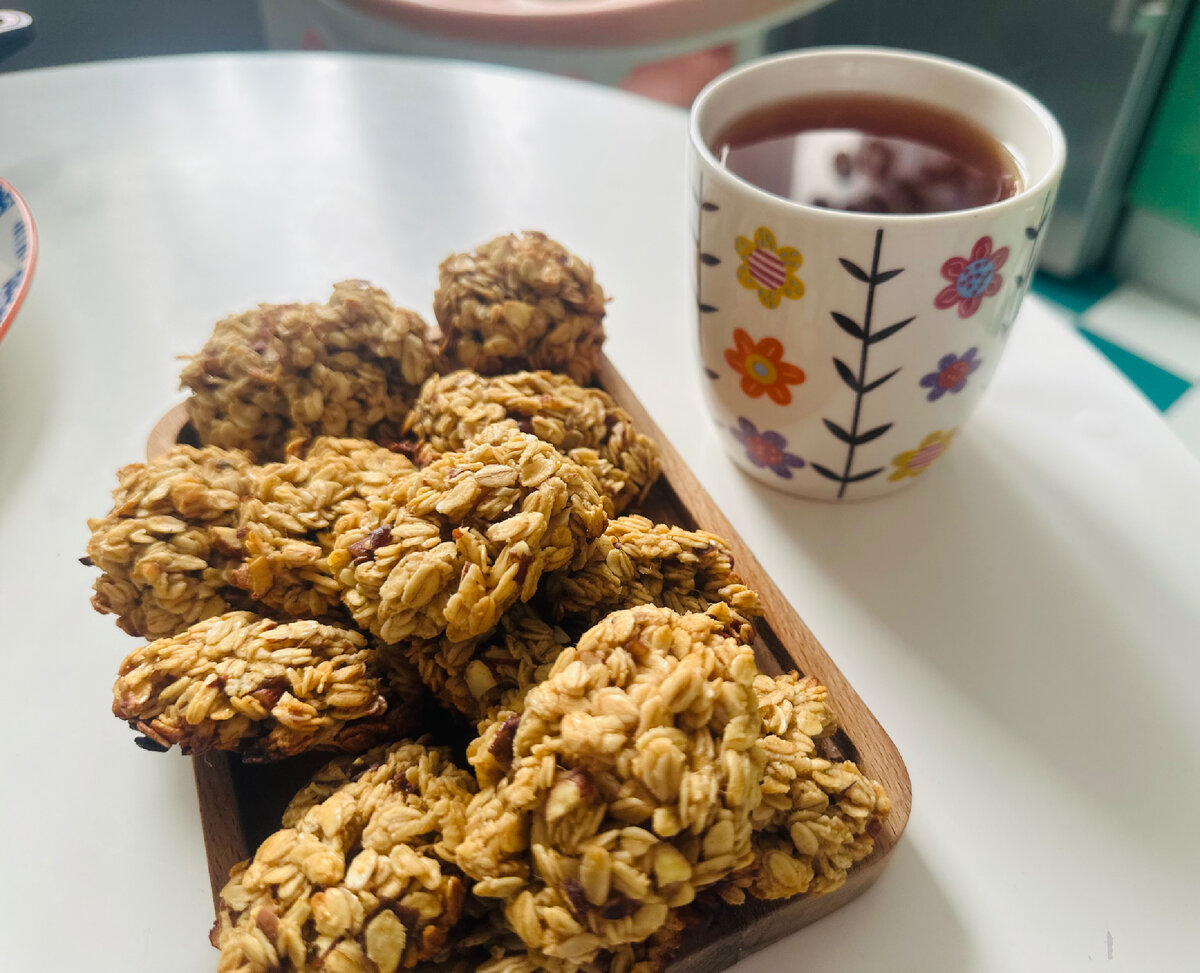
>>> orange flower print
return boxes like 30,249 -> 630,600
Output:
724,329 -> 806,405
735,227 -> 804,309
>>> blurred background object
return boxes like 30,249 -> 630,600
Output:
2,0 -> 1199,445
259,0 -> 835,106
1110,7 -> 1200,310
765,0 -> 1200,452
0,0 -> 263,71
0,10 -> 34,62
2,0 -> 1196,284
768,0 -> 1193,280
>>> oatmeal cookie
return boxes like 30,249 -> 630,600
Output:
181,280 -> 437,460
542,515 -> 762,639
330,428 -> 607,645
233,437 -> 418,619
746,672 -> 890,900
434,233 -> 606,385
404,370 -> 660,513
403,603 -> 571,724
457,606 -> 765,965
112,611 -> 424,760
86,444 -> 253,639
214,741 -> 474,972
455,894 -> 685,973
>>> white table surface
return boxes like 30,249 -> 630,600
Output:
1,53 -> 1197,973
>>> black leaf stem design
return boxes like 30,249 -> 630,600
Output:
695,175 -> 721,373
694,172 -> 706,313
837,229 -> 883,498
815,228 -> 910,497
1005,191 -> 1056,335
1014,191 -> 1055,289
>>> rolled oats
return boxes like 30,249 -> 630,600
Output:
331,428 -> 607,645
542,515 -> 763,639
232,437 -> 418,619
434,233 -> 606,386
452,893 -> 685,973
747,672 -> 890,900
404,370 -> 660,513
86,444 -> 254,639
456,606 -> 765,964
181,280 -> 438,460
404,603 -> 571,724
215,741 -> 474,971
112,611 -> 424,760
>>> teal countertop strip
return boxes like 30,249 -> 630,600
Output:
1032,271 -> 1120,314
1078,326 -> 1192,410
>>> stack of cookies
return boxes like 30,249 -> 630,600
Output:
85,232 -> 890,973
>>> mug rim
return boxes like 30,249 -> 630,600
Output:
689,45 -> 1067,225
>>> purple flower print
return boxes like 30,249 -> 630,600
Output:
730,417 -> 805,479
919,347 -> 982,401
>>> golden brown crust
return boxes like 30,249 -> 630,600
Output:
231,437 -> 419,619
541,515 -> 763,640
86,444 -> 254,639
434,233 -> 606,386
330,428 -> 607,645
457,606 -> 764,966
181,280 -> 437,460
404,370 -> 659,513
745,673 -> 890,900
403,603 -> 571,724
112,611 -> 424,760
214,741 -> 475,972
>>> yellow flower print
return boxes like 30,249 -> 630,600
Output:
889,429 -> 958,481
735,227 -> 805,309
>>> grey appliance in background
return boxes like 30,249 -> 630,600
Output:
769,0 -> 1194,278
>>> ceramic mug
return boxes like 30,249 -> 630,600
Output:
689,47 -> 1066,500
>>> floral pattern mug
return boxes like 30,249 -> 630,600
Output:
689,49 -> 1065,500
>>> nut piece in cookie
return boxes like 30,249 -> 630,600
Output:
405,369 -> 660,513
112,611 -> 424,760
330,428 -> 607,645
434,232 -> 606,386
86,444 -> 253,639
458,605 -> 765,966
181,280 -> 437,460
214,741 -> 475,972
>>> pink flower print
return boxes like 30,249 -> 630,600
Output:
935,236 -> 1008,319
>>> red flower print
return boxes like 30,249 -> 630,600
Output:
935,236 -> 1008,319
723,328 -> 807,405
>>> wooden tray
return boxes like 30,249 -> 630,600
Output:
147,355 -> 911,972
